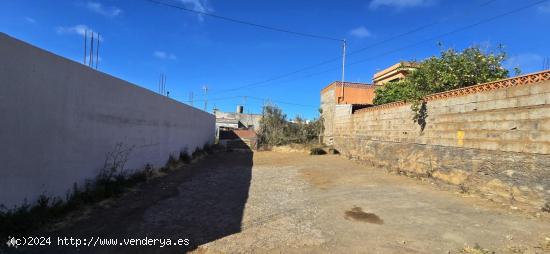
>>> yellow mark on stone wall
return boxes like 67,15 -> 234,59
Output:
457,130 -> 465,146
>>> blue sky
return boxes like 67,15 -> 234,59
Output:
1,0 -> 549,119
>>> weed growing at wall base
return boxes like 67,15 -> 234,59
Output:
0,143 -> 215,242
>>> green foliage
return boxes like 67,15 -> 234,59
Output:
166,154 -> 179,169
258,105 -> 288,146
192,147 -> 204,158
0,144 -> 216,239
179,149 -> 191,164
0,168 -> 146,239
258,105 -> 323,147
374,46 -> 510,105
202,143 -> 213,154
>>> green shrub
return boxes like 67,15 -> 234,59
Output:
166,154 -> 178,168
192,147 -> 203,158
1,166 -> 147,239
179,150 -> 191,164
203,144 -> 213,154
258,105 -> 323,147
0,145 -> 216,240
374,46 -> 511,122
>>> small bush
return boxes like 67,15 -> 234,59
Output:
543,202 -> 550,213
203,144 -> 213,154
166,154 -> 178,169
0,164 -> 151,239
192,147 -> 203,159
179,150 -> 191,164
0,145 -> 217,240
310,148 -> 327,155
128,164 -> 154,183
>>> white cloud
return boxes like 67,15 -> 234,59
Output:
369,0 -> 436,9
154,51 -> 177,60
505,53 -> 544,73
350,26 -> 373,39
178,0 -> 212,21
86,1 -> 122,17
24,16 -> 36,24
538,2 -> 550,13
56,25 -> 104,41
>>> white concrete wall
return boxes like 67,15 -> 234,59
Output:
0,33 -> 215,207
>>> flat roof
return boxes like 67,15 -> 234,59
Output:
373,61 -> 418,80
320,81 -> 375,94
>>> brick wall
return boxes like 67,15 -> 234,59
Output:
331,71 -> 550,211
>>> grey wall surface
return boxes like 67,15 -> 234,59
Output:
0,33 -> 215,207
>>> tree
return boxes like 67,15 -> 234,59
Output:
258,105 -> 288,146
374,46 -> 510,105
258,105 -> 324,147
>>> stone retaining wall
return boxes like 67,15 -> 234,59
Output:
332,71 -> 550,211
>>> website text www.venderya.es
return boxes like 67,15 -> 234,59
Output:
5,236 -> 190,249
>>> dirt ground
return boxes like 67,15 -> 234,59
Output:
25,151 -> 550,253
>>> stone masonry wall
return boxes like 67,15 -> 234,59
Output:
320,87 -> 336,144
332,71 -> 550,211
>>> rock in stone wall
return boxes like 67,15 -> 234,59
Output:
331,71 -> 550,211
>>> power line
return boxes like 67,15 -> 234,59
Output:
146,0 -> 342,42
210,57 -> 340,94
349,0 -> 548,67
188,95 -> 318,108
247,96 -> 317,108
210,0 -> 499,95
215,0 -> 549,93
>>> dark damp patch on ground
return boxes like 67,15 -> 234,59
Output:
344,206 -> 383,224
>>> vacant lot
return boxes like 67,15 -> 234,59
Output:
28,151 -> 550,253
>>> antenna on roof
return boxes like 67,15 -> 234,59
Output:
202,85 -> 209,111
83,29 -> 87,65
95,33 -> 100,70
158,73 -> 167,95
89,32 -> 94,67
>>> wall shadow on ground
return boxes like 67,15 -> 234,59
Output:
22,145 -> 253,254
169,144 -> 254,252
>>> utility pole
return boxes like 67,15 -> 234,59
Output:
163,74 -> 167,96
95,33 -> 100,70
158,73 -> 166,95
242,96 -> 248,113
340,39 -> 346,104
202,85 -> 208,111
83,29 -> 87,65
158,74 -> 162,94
89,32 -> 94,67
189,92 -> 194,106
